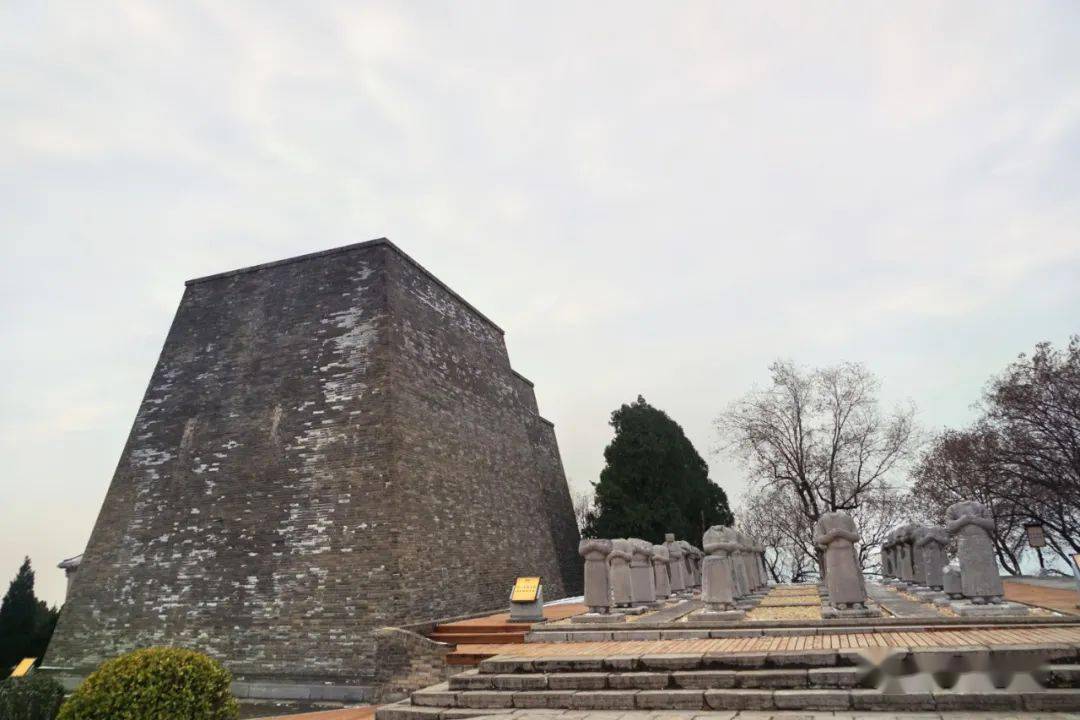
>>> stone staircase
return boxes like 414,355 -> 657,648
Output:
429,624 -> 530,646
376,646 -> 1080,718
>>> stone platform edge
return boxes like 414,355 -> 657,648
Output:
41,670 -> 374,703
536,613 -> 1080,634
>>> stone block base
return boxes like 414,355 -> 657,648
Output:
821,606 -> 882,619
572,612 -> 627,623
950,601 -> 1030,617
697,609 -> 746,622
914,590 -> 947,603
613,605 -> 647,615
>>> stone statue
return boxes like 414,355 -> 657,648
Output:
677,541 -> 696,588
665,534 -> 687,594
946,500 -> 1004,604
915,525 -> 949,590
609,539 -> 634,607
730,535 -> 749,599
880,537 -> 894,578
628,539 -> 655,606
814,511 -> 869,610
651,543 -> 672,599
578,538 -> 614,613
909,524 -> 930,587
689,546 -> 704,586
700,526 -> 744,619
896,524 -> 916,584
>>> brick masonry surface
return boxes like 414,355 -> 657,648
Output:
45,239 -> 582,685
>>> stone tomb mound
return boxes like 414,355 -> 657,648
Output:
44,239 -> 582,701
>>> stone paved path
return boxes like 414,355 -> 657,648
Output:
639,599 -> 702,623
866,584 -> 942,619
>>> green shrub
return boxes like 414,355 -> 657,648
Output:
0,674 -> 66,720
57,647 -> 238,720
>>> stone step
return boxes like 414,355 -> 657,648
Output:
378,687 -> 1080,718
477,648 -> 851,674
475,643 -> 1080,675
447,666 -> 866,692
429,632 -> 527,645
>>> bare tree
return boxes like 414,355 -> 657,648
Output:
718,360 -> 919,573
983,337 -> 1080,562
738,485 -> 818,582
571,487 -> 594,534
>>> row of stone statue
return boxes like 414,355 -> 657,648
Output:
577,530 -> 768,620
881,499 -> 1011,609
700,526 -> 770,619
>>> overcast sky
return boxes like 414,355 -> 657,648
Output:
3,2 -> 1080,606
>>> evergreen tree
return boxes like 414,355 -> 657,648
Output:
584,396 -> 733,543
0,557 -> 59,675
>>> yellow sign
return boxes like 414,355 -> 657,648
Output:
511,576 -> 541,603
10,658 -> 36,678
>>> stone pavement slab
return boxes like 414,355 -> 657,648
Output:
865,585 -> 942,619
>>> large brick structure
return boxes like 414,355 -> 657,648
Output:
46,239 -> 581,697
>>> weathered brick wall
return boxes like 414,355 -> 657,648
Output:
372,627 -> 459,703
383,250 -> 581,623
45,239 -> 580,687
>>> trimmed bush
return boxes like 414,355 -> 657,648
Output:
0,674 -> 66,720
57,647 -> 238,720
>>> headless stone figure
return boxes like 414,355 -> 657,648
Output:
701,525 -> 740,611
651,544 -> 672,599
814,511 -> 868,610
677,541 -> 696,588
666,535 -> 687,593
609,539 -> 634,607
578,539 -> 614,613
897,524 -> 916,584
628,539 -> 655,606
909,524 -> 929,586
880,538 -> 893,578
946,500 -> 1004,604
916,526 -> 949,590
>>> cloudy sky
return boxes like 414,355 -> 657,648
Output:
3,2 -> 1080,606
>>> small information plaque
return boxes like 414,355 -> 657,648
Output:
511,576 -> 541,603
1026,523 -> 1047,548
